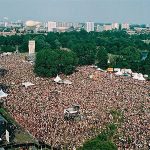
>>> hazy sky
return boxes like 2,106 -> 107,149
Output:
0,0 -> 149,24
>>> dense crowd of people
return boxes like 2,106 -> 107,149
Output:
0,54 -> 150,150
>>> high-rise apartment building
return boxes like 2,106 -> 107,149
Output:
112,23 -> 119,30
121,23 -> 129,30
85,22 -> 94,32
48,21 -> 57,32
103,25 -> 112,31
56,22 -> 73,28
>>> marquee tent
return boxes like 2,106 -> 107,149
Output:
96,68 -> 104,71
138,74 -> 145,81
121,69 -> 132,74
63,80 -> 72,85
115,70 -> 123,76
0,90 -> 8,98
54,75 -> 62,83
114,68 -> 120,72
1,52 -> 12,56
132,73 -> 139,79
22,82 -> 34,88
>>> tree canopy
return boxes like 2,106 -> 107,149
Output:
34,49 -> 78,77
0,30 -> 150,77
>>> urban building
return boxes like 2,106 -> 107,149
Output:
112,23 -> 119,30
48,21 -> 57,32
56,22 -> 73,28
85,22 -> 94,32
121,23 -> 130,30
103,24 -> 112,31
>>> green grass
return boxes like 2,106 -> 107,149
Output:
78,123 -> 118,150
14,131 -> 35,143
0,108 -> 18,125
0,107 -> 35,144
78,109 -> 125,150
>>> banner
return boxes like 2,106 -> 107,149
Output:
6,130 -> 9,143
107,68 -> 113,72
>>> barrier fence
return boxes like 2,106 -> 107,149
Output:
0,142 -> 54,150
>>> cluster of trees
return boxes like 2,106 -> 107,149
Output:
0,30 -> 150,77
78,123 -> 118,150
34,49 -> 78,77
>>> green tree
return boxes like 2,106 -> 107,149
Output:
96,47 -> 108,69
34,49 -> 78,77
73,42 -> 96,65
79,140 -> 117,150
78,124 -> 117,150
19,34 -> 32,52
142,52 -> 150,76
59,50 -> 78,75
1,45 -> 15,52
34,49 -> 60,77
34,35 -> 50,52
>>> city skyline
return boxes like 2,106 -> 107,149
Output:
0,0 -> 149,24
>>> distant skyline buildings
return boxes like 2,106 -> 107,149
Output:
103,25 -> 112,31
48,21 -> 56,32
121,23 -> 130,30
85,22 -> 94,32
112,23 -> 119,30
1,19 -> 150,35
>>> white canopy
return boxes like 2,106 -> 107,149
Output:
63,80 -> 72,85
2,52 -> 12,56
132,73 -> 139,79
144,74 -> 148,78
138,76 -> 145,81
121,69 -> 132,74
114,68 -> 120,72
64,108 -> 77,114
22,82 -> 34,88
115,70 -> 123,76
96,68 -> 104,71
54,75 -> 62,83
138,74 -> 145,81
0,89 -> 8,98
96,68 -> 101,71
91,65 -> 98,68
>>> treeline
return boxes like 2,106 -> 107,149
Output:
0,30 -> 150,77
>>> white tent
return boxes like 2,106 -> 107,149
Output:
54,75 -> 62,83
0,89 -> 8,98
121,69 -> 132,74
144,74 -> 148,78
22,82 -> 34,88
63,80 -> 72,85
96,68 -> 101,71
96,68 -> 104,71
138,74 -> 145,81
138,76 -> 145,81
114,68 -> 120,72
92,65 -> 98,68
115,70 -> 123,76
132,73 -> 139,79
2,52 -> 12,56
